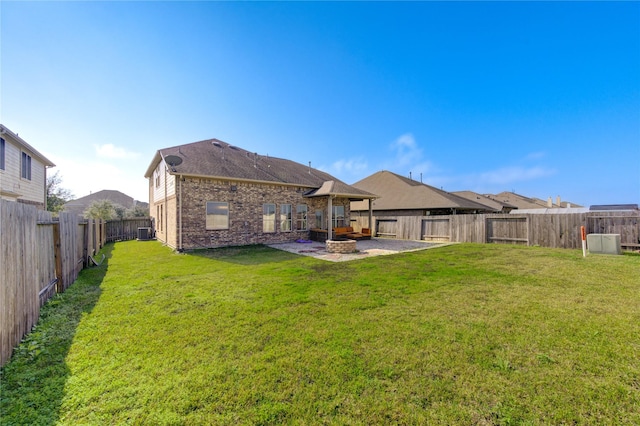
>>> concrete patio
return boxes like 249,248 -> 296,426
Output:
268,238 -> 449,262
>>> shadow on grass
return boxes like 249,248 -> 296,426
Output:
0,243 -> 114,425
188,244 -> 303,265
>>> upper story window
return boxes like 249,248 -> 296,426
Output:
0,138 -> 5,170
21,152 -> 32,180
154,165 -> 162,188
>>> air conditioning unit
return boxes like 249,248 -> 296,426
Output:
137,227 -> 152,241
587,233 -> 621,255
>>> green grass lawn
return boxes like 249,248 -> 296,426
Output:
1,241 -> 639,425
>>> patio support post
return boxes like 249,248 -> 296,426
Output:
368,199 -> 373,236
328,196 -> 333,240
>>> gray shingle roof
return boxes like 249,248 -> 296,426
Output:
452,190 -> 516,211
351,170 -> 497,212
145,139 -> 375,199
486,191 -> 553,209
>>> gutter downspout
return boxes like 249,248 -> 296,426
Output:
44,165 -> 52,210
164,163 -> 168,243
368,198 -> 374,237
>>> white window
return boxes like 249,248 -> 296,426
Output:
280,204 -> 292,232
296,204 -> 308,230
0,138 -> 5,170
21,152 -> 32,180
332,205 -> 345,228
263,203 -> 275,232
206,201 -> 229,230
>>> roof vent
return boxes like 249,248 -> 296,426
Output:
212,141 -> 222,147
229,145 -> 239,150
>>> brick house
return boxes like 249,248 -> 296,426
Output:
0,124 -> 55,209
144,139 -> 376,250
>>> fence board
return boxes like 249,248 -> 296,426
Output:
36,210 -> 56,307
1,202 -> 38,366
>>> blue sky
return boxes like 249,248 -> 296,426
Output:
2,1 -> 639,206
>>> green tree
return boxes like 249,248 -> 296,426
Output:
126,204 -> 149,218
84,199 -> 124,220
46,171 -> 74,213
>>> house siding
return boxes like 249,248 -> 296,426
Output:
151,160 -> 176,202
0,136 -> 47,208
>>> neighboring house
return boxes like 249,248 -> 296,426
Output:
350,171 -> 498,219
452,190 -> 517,213
485,192 -> 582,210
144,139 -> 376,250
0,124 -> 55,209
63,189 -> 149,216
590,204 -> 639,212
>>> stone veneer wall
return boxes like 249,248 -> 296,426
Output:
179,177 -> 344,250
326,239 -> 357,253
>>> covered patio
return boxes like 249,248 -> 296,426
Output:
303,180 -> 376,241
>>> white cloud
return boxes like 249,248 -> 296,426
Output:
387,133 -> 422,169
94,143 -> 140,160
48,154 -> 148,202
479,166 -> 556,185
331,158 -> 368,175
381,133 -> 438,179
526,151 -> 547,161
318,157 -> 370,182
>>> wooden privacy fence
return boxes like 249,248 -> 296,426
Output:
0,200 -> 106,366
106,217 -> 152,242
351,211 -> 640,250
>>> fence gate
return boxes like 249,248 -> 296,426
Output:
376,219 -> 397,238
422,218 -> 451,242
486,216 -> 529,245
